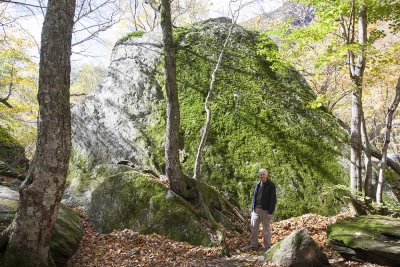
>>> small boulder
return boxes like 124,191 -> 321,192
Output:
328,215 -> 400,266
0,186 -> 83,266
264,228 -> 329,267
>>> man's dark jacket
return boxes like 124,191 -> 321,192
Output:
251,180 -> 276,214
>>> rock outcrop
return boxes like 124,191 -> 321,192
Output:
0,186 -> 83,266
328,215 -> 400,266
71,32 -> 163,170
243,2 -> 315,31
264,228 -> 329,267
67,18 -> 348,221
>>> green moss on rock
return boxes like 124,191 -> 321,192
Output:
147,19 -> 348,219
117,30 -> 146,44
50,205 -> 83,266
264,242 -> 280,261
328,215 -> 400,266
87,170 -> 212,246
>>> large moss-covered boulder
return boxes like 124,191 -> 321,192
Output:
85,166 -> 244,246
0,186 -> 83,266
328,215 -> 400,266
264,228 -> 329,266
70,18 -> 348,220
157,18 -> 348,218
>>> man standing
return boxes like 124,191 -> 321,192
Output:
249,168 -> 277,251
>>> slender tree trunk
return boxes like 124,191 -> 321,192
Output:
361,109 -> 373,197
350,87 -> 362,191
193,21 -> 236,180
160,0 -> 186,196
348,3 -> 367,192
377,76 -> 400,204
0,0 -> 76,266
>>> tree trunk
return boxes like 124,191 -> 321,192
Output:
160,0 -> 187,197
348,3 -> 367,192
0,0 -> 76,266
361,109 -> 373,197
350,87 -> 362,191
193,21 -> 236,180
376,76 -> 400,204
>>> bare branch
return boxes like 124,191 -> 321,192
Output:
0,0 -> 41,8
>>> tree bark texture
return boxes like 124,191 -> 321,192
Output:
376,76 -> 400,204
1,0 -> 75,266
350,88 -> 362,191
361,110 -> 373,198
160,0 -> 186,196
193,21 -> 236,180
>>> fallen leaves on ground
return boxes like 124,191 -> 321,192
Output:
68,209 -> 381,266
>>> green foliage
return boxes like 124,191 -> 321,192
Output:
258,0 -> 400,111
148,23 -> 349,219
0,33 -> 38,155
117,30 -> 146,44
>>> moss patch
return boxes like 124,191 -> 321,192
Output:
264,242 -> 280,261
87,170 -> 212,246
50,204 -> 83,266
117,30 -> 146,44
328,215 -> 400,245
327,215 -> 400,265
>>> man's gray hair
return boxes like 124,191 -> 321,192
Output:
258,168 -> 268,174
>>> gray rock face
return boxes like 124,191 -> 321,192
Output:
0,186 -> 83,266
71,32 -> 164,169
243,2 -> 315,31
265,228 -> 329,267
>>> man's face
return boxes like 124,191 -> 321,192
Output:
259,172 -> 268,183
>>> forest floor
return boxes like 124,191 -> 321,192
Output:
68,210 -> 382,267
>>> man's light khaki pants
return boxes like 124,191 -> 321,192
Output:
250,207 -> 272,248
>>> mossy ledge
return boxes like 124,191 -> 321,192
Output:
327,215 -> 400,266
